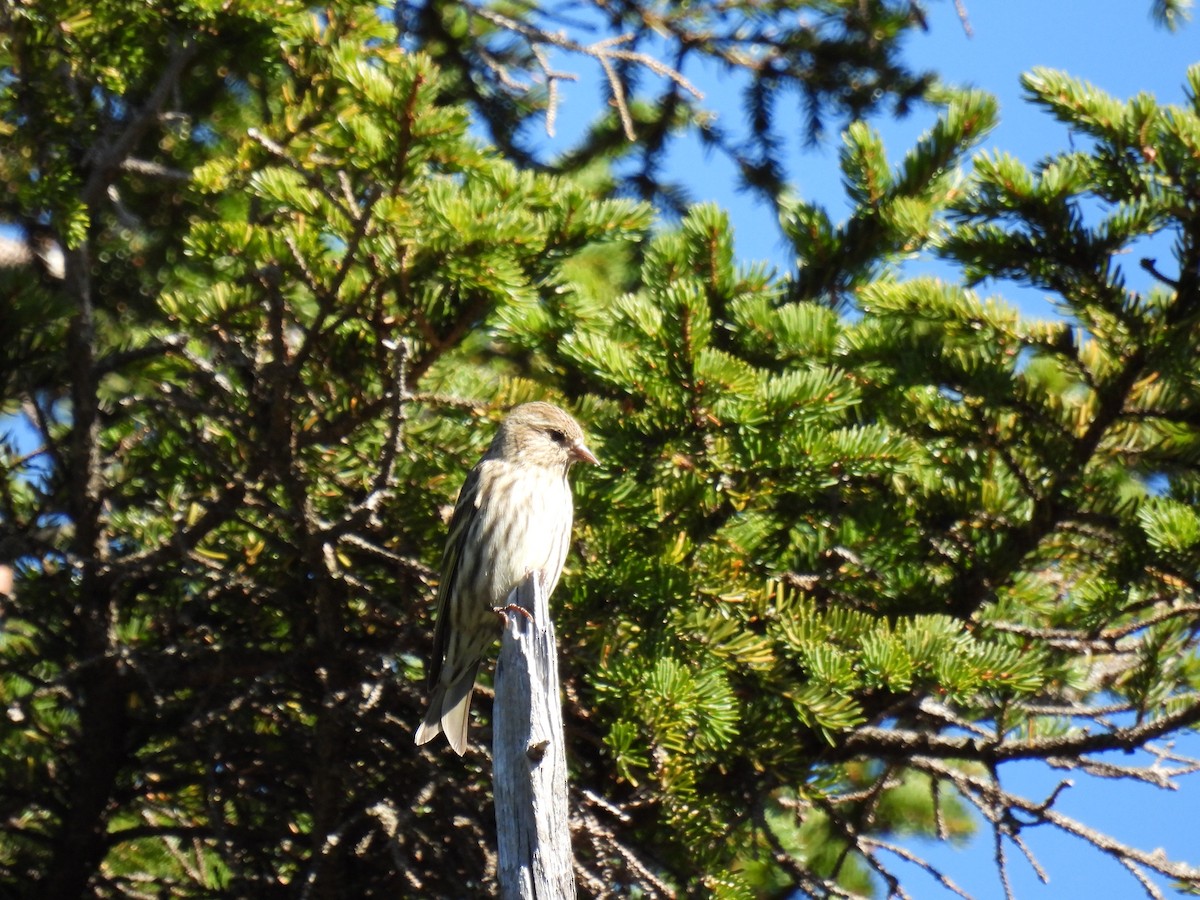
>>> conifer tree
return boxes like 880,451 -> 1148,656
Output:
2,2 -> 1199,898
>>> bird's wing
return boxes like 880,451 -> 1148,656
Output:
426,460 -> 486,690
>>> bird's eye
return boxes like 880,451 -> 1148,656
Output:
548,429 -> 567,445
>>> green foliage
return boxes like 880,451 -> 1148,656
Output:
785,89 -> 999,305
1152,0 -> 1194,30
3,3 -> 1200,900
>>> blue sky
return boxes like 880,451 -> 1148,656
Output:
535,4 -> 1200,897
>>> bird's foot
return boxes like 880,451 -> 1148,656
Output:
494,603 -> 535,624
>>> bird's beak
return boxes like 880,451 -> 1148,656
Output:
571,442 -> 599,466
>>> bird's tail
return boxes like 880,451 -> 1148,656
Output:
414,662 -> 480,756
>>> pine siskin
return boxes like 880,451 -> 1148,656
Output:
415,402 -> 598,755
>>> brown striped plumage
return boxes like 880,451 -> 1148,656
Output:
414,402 -> 598,755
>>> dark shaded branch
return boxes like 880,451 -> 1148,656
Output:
834,693 -> 1200,763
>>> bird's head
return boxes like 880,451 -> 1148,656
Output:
491,402 -> 599,471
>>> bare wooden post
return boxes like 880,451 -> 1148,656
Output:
493,572 -> 576,899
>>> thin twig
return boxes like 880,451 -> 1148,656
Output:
912,756 -> 1200,894
466,3 -> 701,141
953,0 -> 974,37
860,836 -> 975,900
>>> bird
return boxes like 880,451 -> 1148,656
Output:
415,401 -> 598,755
